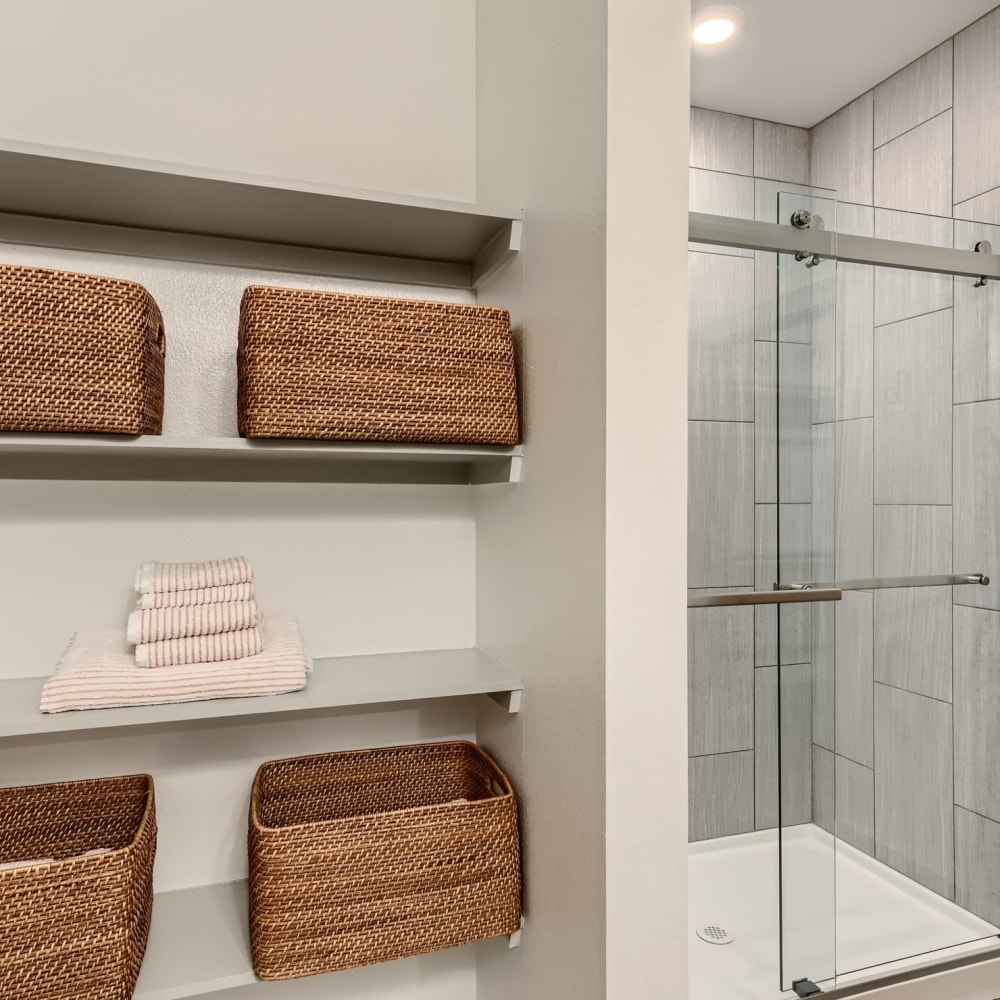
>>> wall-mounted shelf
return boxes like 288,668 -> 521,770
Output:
0,434 -> 523,485
0,139 -> 522,288
0,648 -> 523,740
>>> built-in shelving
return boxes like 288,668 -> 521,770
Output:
0,434 -> 523,485
0,139 -> 522,288
0,648 -> 523,739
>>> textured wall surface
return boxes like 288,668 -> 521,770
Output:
0,0 -> 477,201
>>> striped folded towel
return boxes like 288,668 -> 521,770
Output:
127,601 -> 258,645
137,582 -> 255,610
135,557 -> 253,595
40,612 -> 311,714
135,626 -> 263,668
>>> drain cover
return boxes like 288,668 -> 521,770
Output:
696,924 -> 734,945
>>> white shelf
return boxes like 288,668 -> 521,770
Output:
0,139 -> 521,289
0,434 -> 523,485
0,648 -> 523,739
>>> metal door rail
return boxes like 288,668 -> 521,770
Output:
776,573 -> 989,592
689,212 -> 1000,280
688,588 -> 842,609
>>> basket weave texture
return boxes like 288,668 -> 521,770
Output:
0,773 -> 156,1000
249,740 -> 522,979
237,286 -> 520,444
0,264 -> 165,434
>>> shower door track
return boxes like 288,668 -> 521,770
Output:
689,212 -> 1000,280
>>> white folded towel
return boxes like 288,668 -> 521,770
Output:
135,626 -> 263,668
127,601 -> 258,645
137,582 -> 255,610
40,612 -> 311,714
0,848 -> 109,872
135,557 -> 253,595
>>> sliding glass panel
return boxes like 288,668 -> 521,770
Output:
776,188 -> 838,995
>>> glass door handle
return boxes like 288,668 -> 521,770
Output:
775,573 -> 989,592
688,588 -> 842,609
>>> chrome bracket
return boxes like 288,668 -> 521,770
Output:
975,240 -> 993,287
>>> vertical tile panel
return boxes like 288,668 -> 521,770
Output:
874,41 -> 953,148
753,120 -> 810,184
812,422 -> 835,584
755,663 -> 813,831
779,342 -> 812,504
688,253 -> 755,421
755,342 -> 776,504
812,601 -> 835,751
954,7 -> 1000,205
690,168 -> 755,257
874,210 -> 953,327
875,683 -> 955,899
690,107 -> 754,175
874,505 -> 953,702
954,605 -> 1000,821
837,756 -> 876,857
779,503 -> 812,664
755,504 -> 778,668
811,93 -> 874,206
813,745 -> 835,835
689,751 -> 755,842
689,421 -> 754,588
954,219 -> 1000,404
836,592 -> 874,768
688,601 -> 754,756
874,112 -> 953,217
874,310 -> 953,505
835,418 -> 874,581
955,805 -> 1000,926
837,263 -> 875,421
954,400 -> 1000,611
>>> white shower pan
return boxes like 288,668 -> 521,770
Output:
689,825 -> 999,999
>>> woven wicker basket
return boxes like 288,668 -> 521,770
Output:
249,741 -> 521,979
0,773 -> 156,1000
0,264 -> 165,434
237,286 -> 520,444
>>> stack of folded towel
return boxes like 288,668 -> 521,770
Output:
40,557 -> 311,714
128,556 -> 261,668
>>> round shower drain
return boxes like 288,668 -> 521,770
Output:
696,924 -> 734,945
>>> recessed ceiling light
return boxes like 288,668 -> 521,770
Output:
692,5 -> 745,47
693,17 -> 735,44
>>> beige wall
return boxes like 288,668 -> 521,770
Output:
606,1 -> 689,997
0,0 -> 476,201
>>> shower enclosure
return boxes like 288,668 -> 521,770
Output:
687,188 -> 1000,998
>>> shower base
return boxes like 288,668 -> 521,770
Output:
689,825 -> 999,999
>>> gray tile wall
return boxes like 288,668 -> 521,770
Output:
690,17 -> 1000,921
803,9 -> 1000,920
690,7 -> 1000,924
688,110 -> 814,839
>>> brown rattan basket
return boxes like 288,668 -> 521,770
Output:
237,286 -> 520,444
248,740 -> 521,980
0,773 -> 156,1000
0,264 -> 165,434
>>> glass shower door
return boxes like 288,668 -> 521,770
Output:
776,194 -> 1000,993
774,189 -> 839,995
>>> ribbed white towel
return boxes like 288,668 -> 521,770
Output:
135,626 -> 263,668
40,612 -> 311,714
127,601 -> 258,645
137,582 -> 255,610
135,557 -> 253,595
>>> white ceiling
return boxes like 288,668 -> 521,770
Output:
691,0 -> 999,127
